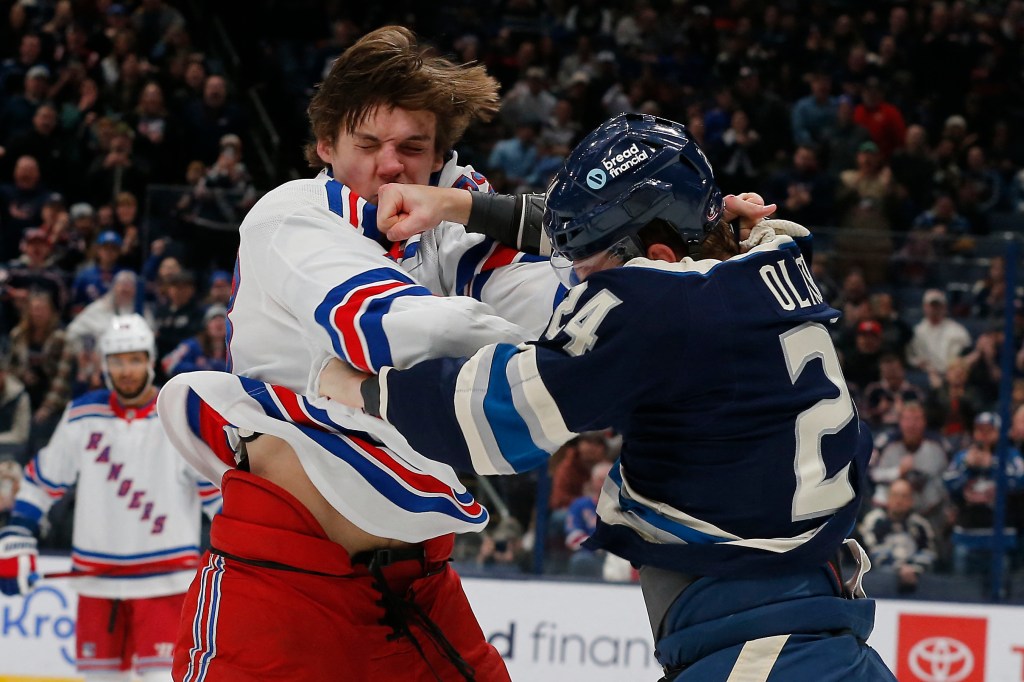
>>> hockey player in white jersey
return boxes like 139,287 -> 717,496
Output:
0,314 -> 221,681
155,26 -> 561,681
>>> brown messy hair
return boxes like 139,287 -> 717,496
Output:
700,220 -> 740,261
637,218 -> 738,261
304,26 -> 500,169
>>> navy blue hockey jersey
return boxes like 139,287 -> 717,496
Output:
376,235 -> 873,576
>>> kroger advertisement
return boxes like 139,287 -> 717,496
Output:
3,557 -> 1024,681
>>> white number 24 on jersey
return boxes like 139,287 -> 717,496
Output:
543,283 -> 622,357
781,322 -> 856,521
547,290 -> 854,522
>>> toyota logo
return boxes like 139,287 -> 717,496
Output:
908,637 -> 974,682
586,168 -> 606,189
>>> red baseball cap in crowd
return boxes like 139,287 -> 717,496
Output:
857,320 -> 882,336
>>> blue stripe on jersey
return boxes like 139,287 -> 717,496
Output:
451,175 -> 475,191
12,499 -> 43,524
402,240 -> 420,261
359,287 -> 426,370
70,389 -> 110,408
360,202 -> 380,242
235,375 -> 383,447
609,467 -> 728,545
185,388 -> 203,439
312,268 -> 432,372
29,458 -> 72,491
552,284 -> 569,310
289,394 -> 349,432
73,545 -> 200,560
232,376 -> 283,418
297,425 -> 487,525
469,269 -> 494,301
455,240 -> 494,295
325,178 -> 343,217
482,344 -> 549,472
324,180 -> 382,242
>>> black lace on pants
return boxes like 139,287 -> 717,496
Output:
364,550 -> 477,682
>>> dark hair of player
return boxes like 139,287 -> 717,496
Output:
304,25 -> 500,168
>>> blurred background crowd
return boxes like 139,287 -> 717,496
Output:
2,0 -> 1024,601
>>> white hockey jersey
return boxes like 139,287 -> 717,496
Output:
14,389 -> 221,599
225,155 -> 561,386
158,157 -> 562,543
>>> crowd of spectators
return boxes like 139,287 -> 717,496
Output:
3,0 -> 1024,595
0,0 -> 255,465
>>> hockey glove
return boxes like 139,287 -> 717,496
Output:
0,526 -> 38,596
760,219 -> 810,239
738,220 -> 777,250
739,218 -> 812,251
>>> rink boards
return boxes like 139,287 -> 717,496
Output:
2,557 -> 1024,681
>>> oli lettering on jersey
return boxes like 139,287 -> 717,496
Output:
90,433 -> 166,534
758,255 -> 824,311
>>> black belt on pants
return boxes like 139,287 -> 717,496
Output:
351,546 -> 426,572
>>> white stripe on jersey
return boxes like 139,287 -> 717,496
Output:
598,464 -> 828,552
453,346 -> 511,475
509,344 -> 575,450
726,635 -> 790,682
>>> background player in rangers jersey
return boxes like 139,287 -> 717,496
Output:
0,314 -> 221,682
156,26 -> 563,681
321,113 -> 896,680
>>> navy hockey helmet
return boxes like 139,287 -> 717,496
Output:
543,113 -> 723,262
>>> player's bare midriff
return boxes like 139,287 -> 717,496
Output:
244,434 -> 420,555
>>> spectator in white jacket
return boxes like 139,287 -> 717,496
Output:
65,270 -> 153,351
907,289 -> 972,375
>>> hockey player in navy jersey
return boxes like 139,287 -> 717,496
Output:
320,113 -> 897,680
0,315 -> 221,681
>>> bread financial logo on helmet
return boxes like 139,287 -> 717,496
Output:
600,142 -> 650,178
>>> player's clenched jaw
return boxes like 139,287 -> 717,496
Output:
316,105 -> 444,204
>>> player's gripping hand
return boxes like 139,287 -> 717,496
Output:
0,526 -> 38,596
723,193 -> 776,239
318,358 -> 370,410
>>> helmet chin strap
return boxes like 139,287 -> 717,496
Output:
683,236 -> 703,261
